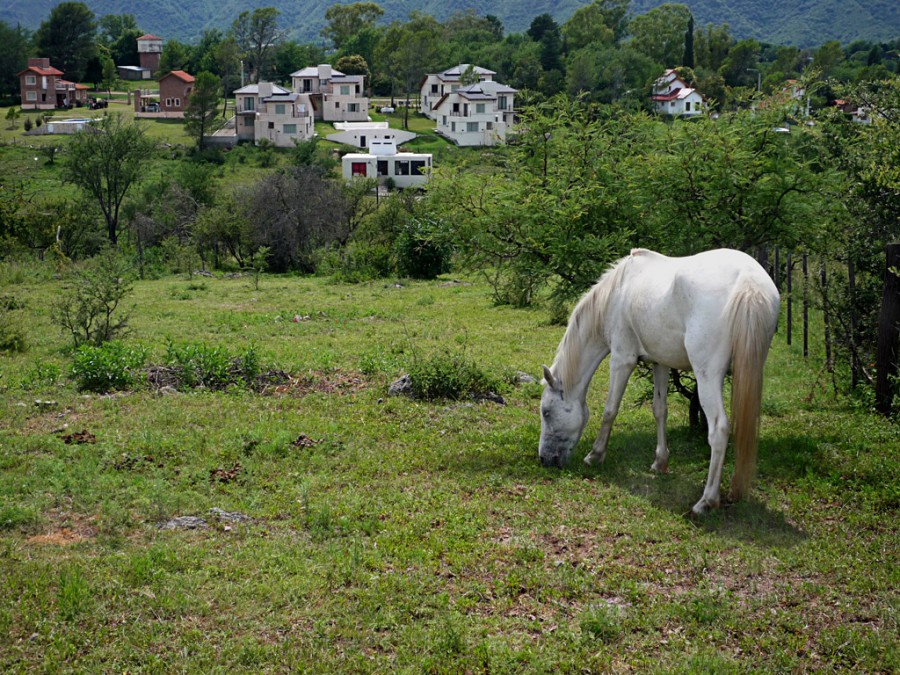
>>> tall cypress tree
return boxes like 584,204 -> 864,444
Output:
683,13 -> 695,69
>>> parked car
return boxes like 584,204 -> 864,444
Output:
144,102 -> 160,113
89,98 -> 108,110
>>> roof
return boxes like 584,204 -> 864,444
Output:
458,81 -> 517,100
290,66 -> 344,78
58,80 -> 90,90
437,64 -> 495,81
651,87 -> 701,102
233,83 -> 290,95
161,70 -> 195,83
19,64 -> 64,77
138,34 -> 163,41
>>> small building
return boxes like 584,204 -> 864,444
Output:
431,80 -> 517,147
289,64 -> 369,122
327,121 -> 416,149
233,82 -> 315,147
651,69 -> 704,117
137,34 -> 164,75
117,65 -> 152,81
158,70 -> 194,116
18,58 -> 87,109
342,140 -> 432,189
420,64 -> 496,120
46,118 -> 94,134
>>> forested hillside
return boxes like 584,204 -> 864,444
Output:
2,0 -> 898,47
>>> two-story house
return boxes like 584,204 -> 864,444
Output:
158,70 -> 195,116
651,69 -> 704,117
431,80 -> 517,147
420,64 -> 495,120
234,82 -> 315,147
18,58 -> 87,110
289,65 -> 369,122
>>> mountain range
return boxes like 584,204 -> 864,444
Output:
2,0 -> 898,48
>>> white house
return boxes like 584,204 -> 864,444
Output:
342,140 -> 432,189
289,64 -> 369,122
327,121 -> 416,149
420,64 -> 495,120
233,82 -> 314,147
432,80 -> 517,147
651,69 -> 704,117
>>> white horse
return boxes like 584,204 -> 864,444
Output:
539,248 -> 780,515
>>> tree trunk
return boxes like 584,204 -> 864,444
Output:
875,243 -> 900,414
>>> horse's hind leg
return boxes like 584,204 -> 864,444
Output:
650,363 -> 670,473
584,354 -> 636,466
692,369 -> 729,515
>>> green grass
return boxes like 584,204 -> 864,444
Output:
0,266 -> 897,672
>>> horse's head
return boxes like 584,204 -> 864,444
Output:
539,365 -> 588,468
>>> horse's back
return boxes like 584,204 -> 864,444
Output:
616,249 -> 778,370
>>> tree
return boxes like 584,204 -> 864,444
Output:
97,14 -> 138,47
683,13 -> 695,68
215,37 -> 242,116
561,2 -> 615,52
232,7 -> 282,84
158,39 -> 192,76
719,38 -> 761,88
184,71 -> 223,151
694,23 -> 732,73
100,54 -> 118,100
0,21 -> 32,102
34,2 -> 97,82
322,2 -> 384,51
628,3 -> 692,67
109,28 -> 143,67
335,54 -> 370,82
63,115 -> 154,246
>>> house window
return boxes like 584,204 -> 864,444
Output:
431,84 -> 438,93
348,103 -> 358,113
174,98 -> 180,107
351,162 -> 367,177
26,91 -> 36,101
335,102 -> 340,108
475,103 -> 485,114
268,121 -> 274,129
395,160 -> 410,176
165,98 -> 173,107
442,116 -> 447,126
377,160 -> 388,176
244,117 -> 253,127
244,98 -> 255,111
275,104 -> 286,115
467,122 -> 479,132
685,102 -> 691,112
411,160 -> 426,176
486,122 -> 493,130
283,124 -> 296,134
340,85 -> 350,96
451,122 -> 456,132
498,96 -> 507,110
26,75 -> 36,86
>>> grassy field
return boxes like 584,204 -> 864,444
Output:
0,264 -> 897,672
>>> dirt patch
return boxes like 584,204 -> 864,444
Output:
60,429 -> 96,445
291,434 -> 322,449
209,462 -> 243,484
27,511 -> 97,546
267,370 -> 368,397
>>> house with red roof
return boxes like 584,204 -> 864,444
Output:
651,69 -> 704,117
18,58 -> 87,110
158,70 -> 194,116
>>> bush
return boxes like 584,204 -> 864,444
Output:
0,298 -> 27,353
52,248 -> 135,347
164,341 -> 262,390
395,217 -> 452,280
405,348 -> 502,401
322,241 -> 395,282
72,341 -> 147,392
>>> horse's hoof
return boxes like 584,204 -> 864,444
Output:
584,452 -> 605,466
651,461 -> 669,474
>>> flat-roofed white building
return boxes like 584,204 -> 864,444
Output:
342,139 -> 431,189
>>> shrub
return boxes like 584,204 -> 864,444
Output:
405,347 -> 502,401
72,341 -> 147,392
164,341 -> 262,390
22,116 -> 32,132
323,241 -> 395,282
395,217 -> 452,280
52,248 -> 135,347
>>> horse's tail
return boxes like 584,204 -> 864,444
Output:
728,278 -> 778,501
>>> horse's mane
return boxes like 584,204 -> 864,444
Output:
553,253 -> 634,396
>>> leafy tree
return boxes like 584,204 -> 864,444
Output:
232,7 -> 282,84
628,3 -> 692,68
215,37 -> 242,116
322,2 -> 384,51
100,54 -> 118,99
190,29 -> 224,75
97,14 -> 138,46
109,28 -> 143,67
34,1 -> 97,82
335,54 -> 370,80
561,2 -> 615,52
719,38 -> 761,88
62,115 -> 155,246
158,39 -> 192,75
0,21 -> 32,102
694,23 -> 732,73
527,14 -> 557,43
273,41 -> 325,85
339,27 -> 382,76
184,71 -> 223,151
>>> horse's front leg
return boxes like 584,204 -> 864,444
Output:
650,363 -> 670,473
584,355 -> 636,466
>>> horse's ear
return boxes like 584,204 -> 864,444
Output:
542,365 -> 557,390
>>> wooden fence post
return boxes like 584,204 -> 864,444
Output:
875,243 -> 900,415
786,252 -> 793,346
803,252 -> 809,358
